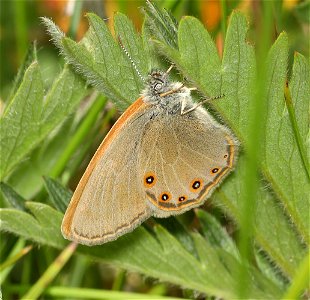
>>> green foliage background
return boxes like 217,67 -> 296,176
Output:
0,1 -> 309,299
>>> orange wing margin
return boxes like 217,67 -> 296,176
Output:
62,97 -> 146,236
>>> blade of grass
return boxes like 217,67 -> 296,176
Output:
112,270 -> 126,291
282,251 -> 310,299
49,93 -> 107,178
68,0 -> 84,40
0,245 -> 32,271
13,0 -> 27,64
21,242 -> 77,300
66,104 -> 117,180
0,239 -> 25,284
220,0 -> 227,38
8,285 -> 188,300
237,1 -> 273,298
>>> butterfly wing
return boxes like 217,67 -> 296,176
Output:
62,98 -> 152,245
139,107 -> 237,217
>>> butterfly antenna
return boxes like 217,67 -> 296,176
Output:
118,36 -> 145,82
181,93 -> 225,115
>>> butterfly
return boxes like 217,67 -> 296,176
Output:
62,68 -> 238,245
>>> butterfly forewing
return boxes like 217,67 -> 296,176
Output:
62,99 -> 152,245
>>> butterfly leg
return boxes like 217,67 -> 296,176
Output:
160,83 -> 184,97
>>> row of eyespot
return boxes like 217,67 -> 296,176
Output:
144,167 -> 221,202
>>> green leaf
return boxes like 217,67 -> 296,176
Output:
0,182 -> 26,211
262,33 -> 309,243
213,154 -> 306,278
0,63 -> 86,179
114,12 -> 150,80
0,203 -> 281,299
255,249 -> 286,288
40,17 -> 65,51
144,0 -> 178,48
219,11 -> 256,135
43,13 -> 147,111
0,62 -> 44,179
7,42 -> 38,102
0,202 -> 65,248
289,53 -> 309,173
153,10 -> 307,282
178,16 -> 222,95
86,13 -> 142,104
40,66 -> 85,134
196,209 -> 239,259
43,177 -> 72,213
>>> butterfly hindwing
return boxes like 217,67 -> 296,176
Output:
139,107 -> 237,217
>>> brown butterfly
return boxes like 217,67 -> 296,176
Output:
62,68 -> 238,245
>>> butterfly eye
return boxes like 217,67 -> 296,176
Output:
159,192 -> 172,202
144,172 -> 157,188
224,154 -> 228,159
190,179 -> 203,192
154,82 -> 163,91
211,168 -> 220,175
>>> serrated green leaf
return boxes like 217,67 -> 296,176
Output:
0,62 -> 44,179
213,154 -> 306,278
192,233 -> 282,299
86,13 -> 142,103
7,42 -> 37,103
144,0 -> 178,48
43,177 -> 72,213
0,63 -> 86,179
0,182 -> 26,211
191,232 -> 235,289
196,209 -> 239,259
155,217 -> 197,258
0,202 -> 65,248
289,53 -> 309,169
40,66 -> 85,133
46,13 -> 148,111
178,16 -> 222,95
255,249 -> 286,288
262,33 -> 309,243
40,17 -> 65,51
219,11 -> 256,135
114,12 -> 150,80
0,200 -> 283,299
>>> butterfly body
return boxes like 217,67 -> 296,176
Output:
62,70 -> 238,245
